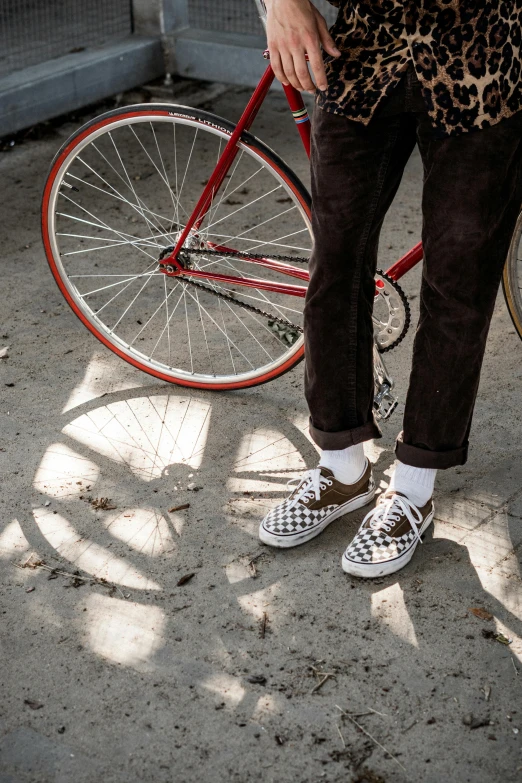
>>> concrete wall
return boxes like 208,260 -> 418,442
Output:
162,0 -> 336,87
0,0 -> 336,136
0,0 -> 166,137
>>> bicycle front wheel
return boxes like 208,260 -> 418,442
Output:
503,210 -> 522,342
42,104 -> 311,389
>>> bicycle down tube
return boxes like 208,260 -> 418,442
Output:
158,63 -> 311,294
159,55 -> 424,293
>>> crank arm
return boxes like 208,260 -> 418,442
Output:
373,342 -> 398,420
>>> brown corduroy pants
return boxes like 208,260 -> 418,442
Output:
305,64 -> 522,469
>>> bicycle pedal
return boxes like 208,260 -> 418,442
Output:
374,384 -> 399,420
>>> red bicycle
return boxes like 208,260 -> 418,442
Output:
41,1 -> 522,419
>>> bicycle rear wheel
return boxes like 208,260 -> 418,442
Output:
42,104 -> 311,389
503,210 -> 522,342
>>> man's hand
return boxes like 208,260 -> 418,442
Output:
265,0 -> 341,94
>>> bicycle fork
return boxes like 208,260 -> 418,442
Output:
373,341 -> 399,420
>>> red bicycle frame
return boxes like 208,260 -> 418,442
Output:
159,59 -> 424,292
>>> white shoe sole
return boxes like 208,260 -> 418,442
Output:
259,482 -> 377,549
341,507 -> 434,577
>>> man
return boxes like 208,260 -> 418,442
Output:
258,0 -> 522,577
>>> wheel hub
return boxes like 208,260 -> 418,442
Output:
158,230 -> 208,273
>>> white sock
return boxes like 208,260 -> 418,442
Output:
388,460 -> 436,507
319,443 -> 366,485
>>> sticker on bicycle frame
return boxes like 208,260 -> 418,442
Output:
292,108 -> 309,125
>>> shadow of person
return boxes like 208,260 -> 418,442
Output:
400,522 -> 522,645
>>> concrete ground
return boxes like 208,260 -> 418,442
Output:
1,78 -> 522,783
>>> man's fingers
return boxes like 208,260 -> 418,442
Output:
307,45 -> 328,91
265,3 -> 339,94
270,50 -> 289,85
280,50 -> 305,92
316,16 -> 341,58
294,52 -> 316,93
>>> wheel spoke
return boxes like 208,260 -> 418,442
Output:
220,297 -> 275,361
203,184 -> 283,232
110,269 -> 157,332
58,195 -> 158,262
218,297 -> 238,374
90,142 -> 180,229
204,155 -> 261,232
177,127 -> 199,205
207,202 -> 297,245
72,159 -> 174,233
192,254 -> 304,324
62,240 -> 160,256
200,230 -> 310,253
108,131 -> 166,241
193,287 -> 215,375
56,215 -> 163,250
81,271 -> 160,298
181,288 -> 193,374
57,231 -> 161,250
93,259 -> 158,316
46,111 -> 311,386
172,122 -> 179,228
233,223 -> 307,254
163,276 -> 172,366
206,143 -> 240,228
150,122 -> 181,234
146,282 -> 186,358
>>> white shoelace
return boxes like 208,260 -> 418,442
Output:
287,468 -> 333,510
361,493 -> 424,544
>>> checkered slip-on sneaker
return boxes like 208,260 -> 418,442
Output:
259,461 -> 375,548
342,490 -> 434,578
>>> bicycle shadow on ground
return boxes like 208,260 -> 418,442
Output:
3,373 -> 522,782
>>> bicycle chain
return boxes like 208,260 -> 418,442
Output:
178,247 -> 310,265
161,249 -> 409,351
164,247 -> 306,333
176,275 -> 304,333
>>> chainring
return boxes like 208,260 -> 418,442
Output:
373,271 -> 410,352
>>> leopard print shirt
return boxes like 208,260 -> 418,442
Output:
317,0 -> 522,136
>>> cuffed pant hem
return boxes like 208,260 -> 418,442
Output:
395,432 -> 468,469
309,417 -> 382,450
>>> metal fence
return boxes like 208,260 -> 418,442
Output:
0,0 -> 340,136
172,0 -> 339,88
0,0 -> 163,137
187,0 -> 337,35
0,0 -> 133,78
188,0 -> 263,35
